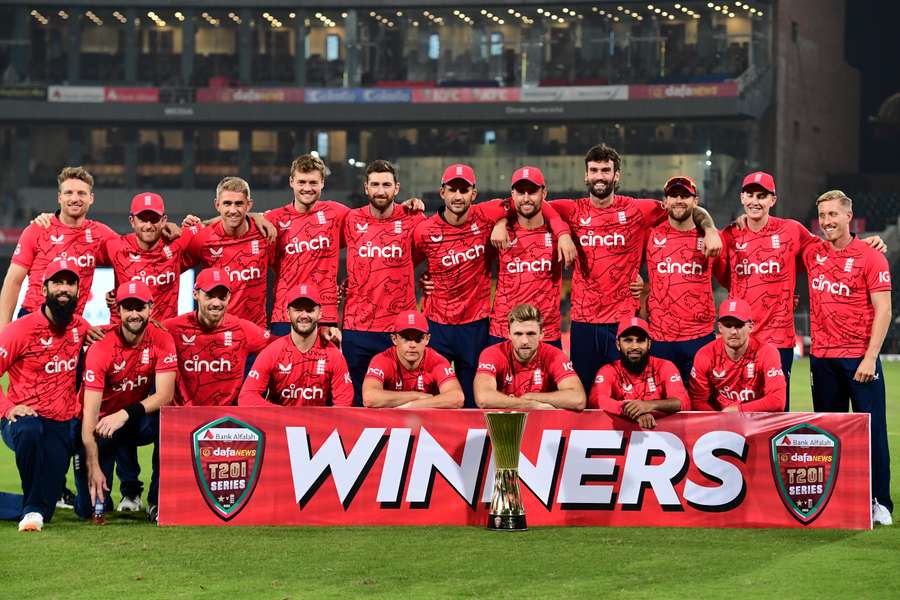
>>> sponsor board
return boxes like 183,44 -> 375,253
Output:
196,87 -> 305,103
629,82 -> 739,100
160,408 -> 870,528
105,87 -> 160,103
0,86 -> 47,100
412,87 -> 521,103
48,85 -> 105,103
520,85 -> 628,102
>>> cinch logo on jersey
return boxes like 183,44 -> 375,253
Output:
285,235 -> 330,255
507,257 -> 552,273
579,231 -> 626,248
811,274 -> 851,297
58,251 -> 96,268
133,270 -> 176,287
735,259 -> 781,276
368,367 -> 385,379
657,258 -> 703,275
45,354 -> 77,374
441,244 -> 485,266
478,362 -> 496,373
226,266 -> 262,282
281,385 -> 324,402
359,242 -> 402,259
184,355 -> 233,373
767,368 -> 784,378
113,374 -> 149,392
719,386 -> 756,404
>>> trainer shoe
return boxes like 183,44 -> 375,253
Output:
147,505 -> 158,524
55,487 -> 75,509
18,512 -> 43,532
873,499 -> 893,526
117,495 -> 143,512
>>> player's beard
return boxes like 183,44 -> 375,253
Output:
586,179 -> 614,201
291,318 -> 317,337
123,315 -> 149,336
667,206 -> 693,223
620,349 -> 649,375
514,345 -> 537,364
45,292 -> 77,328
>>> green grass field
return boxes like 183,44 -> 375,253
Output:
1,359 -> 898,599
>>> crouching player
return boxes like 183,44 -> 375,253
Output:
589,317 -> 689,429
690,298 -> 786,412
362,311 -> 464,408
239,283 -> 353,406
76,281 -> 177,523
474,304 -> 585,410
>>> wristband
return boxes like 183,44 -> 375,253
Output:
123,403 -> 146,422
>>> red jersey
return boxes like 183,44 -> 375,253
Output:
721,217 -> 816,347
164,312 -> 271,406
645,223 -> 724,341
239,334 -> 353,407
476,340 -> 577,396
182,221 -> 272,328
102,234 -> 190,323
0,311 -> 91,421
802,236 -> 892,358
588,356 -> 688,412
364,346 -> 457,394
266,200 -> 349,325
341,204 -> 425,332
689,337 -> 786,412
491,223 -> 562,340
551,196 -> 666,324
11,216 -> 116,315
82,322 -> 178,417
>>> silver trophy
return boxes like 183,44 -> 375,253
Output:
485,411 -> 527,531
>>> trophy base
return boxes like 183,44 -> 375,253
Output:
487,514 -> 527,531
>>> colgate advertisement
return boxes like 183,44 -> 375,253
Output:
630,82 -> 739,99
159,408 -> 870,529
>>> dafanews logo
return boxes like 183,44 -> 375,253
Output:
770,424 -> 839,525
192,416 -> 265,521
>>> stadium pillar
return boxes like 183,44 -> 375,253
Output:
294,10 -> 307,85
124,8 -> 138,83
345,10 -> 361,87
66,8 -> 81,82
182,128 -> 195,189
14,125 -> 29,190
10,7 -> 27,77
124,127 -> 138,189
239,129 -> 252,182
239,9 -> 252,84
67,126 -> 82,167
181,9 -> 195,85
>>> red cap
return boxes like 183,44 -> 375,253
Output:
616,316 -> 651,338
511,166 -> 545,188
718,298 -> 753,322
664,175 -> 697,196
116,280 -> 153,304
130,192 -> 165,216
287,282 -> 322,306
194,268 -> 231,293
393,310 -> 429,334
42,257 -> 80,283
742,172 -> 776,194
441,164 -> 476,186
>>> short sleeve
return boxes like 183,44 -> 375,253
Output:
365,352 -> 393,385
10,224 -> 40,269
544,346 -> 578,385
865,250 -> 892,293
476,345 -> 504,377
83,341 -> 110,392
153,329 -> 178,373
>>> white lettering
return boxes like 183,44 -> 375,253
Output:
735,259 -> 781,276
579,232 -> 626,247
811,274 -> 851,297
359,242 -> 403,259
184,356 -> 233,373
506,257 -> 552,274
285,235 -> 331,255
441,244 -> 485,267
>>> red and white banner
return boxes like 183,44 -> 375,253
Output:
411,87 -> 521,103
629,81 -> 739,100
104,87 -> 160,103
159,408 -> 871,529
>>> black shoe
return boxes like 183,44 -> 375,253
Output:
56,487 -> 76,510
147,505 -> 158,524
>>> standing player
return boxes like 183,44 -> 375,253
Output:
549,144 -> 722,392
0,258 -> 91,531
489,167 -> 564,347
589,316 -> 689,430
474,304 -> 585,410
164,268 -> 271,406
721,172 -> 884,410
0,167 -> 116,332
644,176 -> 726,382
362,310 -> 464,409
76,281 -> 177,523
690,298 -> 786,413
413,164 -> 574,407
341,160 -> 426,404
239,283 -> 353,407
802,190 -> 892,525
182,177 -> 272,328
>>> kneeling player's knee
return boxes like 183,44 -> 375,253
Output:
11,417 -> 44,448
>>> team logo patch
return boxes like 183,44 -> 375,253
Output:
770,423 -> 840,525
192,416 -> 265,521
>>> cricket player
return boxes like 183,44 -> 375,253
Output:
0,258 -> 91,531
75,281 -> 177,523
644,175 -> 727,382
474,304 -> 585,410
689,298 -> 786,413
549,144 -> 722,392
802,190 -> 892,525
589,317 -> 689,429
362,310 -> 464,409
239,283 -> 353,407
164,268 -> 271,406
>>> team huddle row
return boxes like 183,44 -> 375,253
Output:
0,143 -> 893,530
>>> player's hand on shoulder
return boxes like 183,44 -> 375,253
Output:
400,197 -> 426,212
557,234 -> 576,267
160,221 -> 182,241
85,326 -> 107,345
862,235 -> 887,253
733,214 -> 749,230
418,272 -> 435,296
702,229 -> 723,258
5,404 -> 37,422
31,212 -> 53,228
490,220 -> 511,250
181,214 -> 202,228
250,213 -> 277,243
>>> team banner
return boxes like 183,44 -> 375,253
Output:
159,408 -> 871,529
